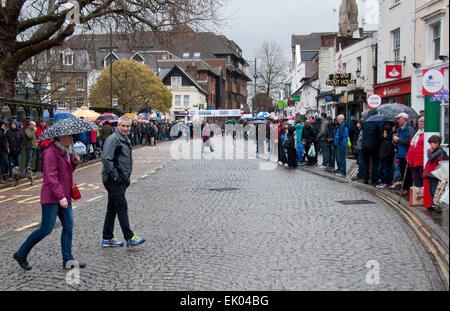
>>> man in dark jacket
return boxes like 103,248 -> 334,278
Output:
6,120 -> 24,175
361,110 -> 383,185
302,120 -> 318,166
317,113 -> 329,168
0,121 -> 9,183
101,116 -> 144,248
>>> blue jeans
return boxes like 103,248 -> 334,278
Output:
319,141 -> 329,166
16,204 -> 74,264
378,160 -> 393,185
336,145 -> 347,175
25,148 -> 36,169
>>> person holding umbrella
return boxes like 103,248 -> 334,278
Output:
12,117 -> 98,270
393,113 -> 415,195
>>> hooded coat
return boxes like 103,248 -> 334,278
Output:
5,120 -> 24,155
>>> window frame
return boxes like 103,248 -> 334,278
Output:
174,95 -> 182,107
392,29 -> 401,62
171,77 -> 182,87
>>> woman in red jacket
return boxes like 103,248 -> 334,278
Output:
406,117 -> 424,187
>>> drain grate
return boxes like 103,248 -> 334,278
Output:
209,187 -> 240,192
336,200 -> 375,205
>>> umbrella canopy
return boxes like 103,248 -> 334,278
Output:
226,120 -> 236,125
96,113 -> 119,123
124,113 -> 139,120
377,103 -> 419,120
71,106 -> 101,121
38,118 -> 98,141
54,113 -> 77,122
364,114 -> 390,123
257,112 -> 270,118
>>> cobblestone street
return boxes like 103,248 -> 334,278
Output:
0,138 -> 446,290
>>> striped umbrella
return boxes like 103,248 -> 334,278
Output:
96,113 -> 119,123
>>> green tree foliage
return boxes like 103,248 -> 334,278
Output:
89,59 -> 172,113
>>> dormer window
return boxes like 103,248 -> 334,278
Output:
183,52 -> 190,58
194,52 -> 201,58
103,52 -> 119,68
131,53 -> 145,63
62,49 -> 74,66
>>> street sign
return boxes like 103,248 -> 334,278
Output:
112,98 -> 118,108
293,96 -> 301,102
422,69 -> 445,95
367,94 -> 382,109
299,107 -> 307,116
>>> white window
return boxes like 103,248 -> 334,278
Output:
62,52 -> 74,66
58,76 -> 66,90
356,56 -> 362,71
184,95 -> 190,108
76,79 -> 84,91
175,95 -> 181,107
194,52 -> 201,58
392,29 -> 400,62
162,54 -> 168,60
183,52 -> 190,58
432,23 -> 441,61
75,98 -> 84,108
171,77 -> 182,87
57,101 -> 66,109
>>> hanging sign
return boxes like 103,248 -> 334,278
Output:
422,69 -> 445,95
386,65 -> 402,79
326,73 -> 356,86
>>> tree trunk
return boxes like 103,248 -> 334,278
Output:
0,63 -> 19,98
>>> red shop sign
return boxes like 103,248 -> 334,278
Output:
386,65 -> 402,79
374,77 -> 411,98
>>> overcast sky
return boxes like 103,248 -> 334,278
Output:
220,0 -> 379,61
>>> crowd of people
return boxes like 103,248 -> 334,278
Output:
0,116 -> 184,185
267,110 -> 448,212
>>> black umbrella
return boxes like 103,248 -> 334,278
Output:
364,114 -> 392,123
38,118 -> 98,141
377,104 -> 419,120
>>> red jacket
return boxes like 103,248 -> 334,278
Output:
423,147 -> 448,179
36,125 -> 52,149
406,133 -> 424,167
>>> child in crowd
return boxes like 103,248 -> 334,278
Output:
377,129 -> 395,189
297,138 -> 306,166
423,135 -> 448,213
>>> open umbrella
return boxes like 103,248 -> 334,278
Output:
226,120 -> 236,125
38,117 -> 98,141
364,114 -> 390,123
377,103 -> 419,120
257,112 -> 270,118
96,113 -> 119,123
54,112 -> 76,122
71,106 -> 101,121
124,113 -> 139,120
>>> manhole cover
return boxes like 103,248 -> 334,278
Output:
336,200 -> 375,205
209,187 -> 240,192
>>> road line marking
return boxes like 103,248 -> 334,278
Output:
376,192 -> 449,286
87,194 -> 104,202
15,222 -> 40,232
140,174 -> 148,179
130,180 -> 137,185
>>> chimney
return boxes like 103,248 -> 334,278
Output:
186,62 -> 198,80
